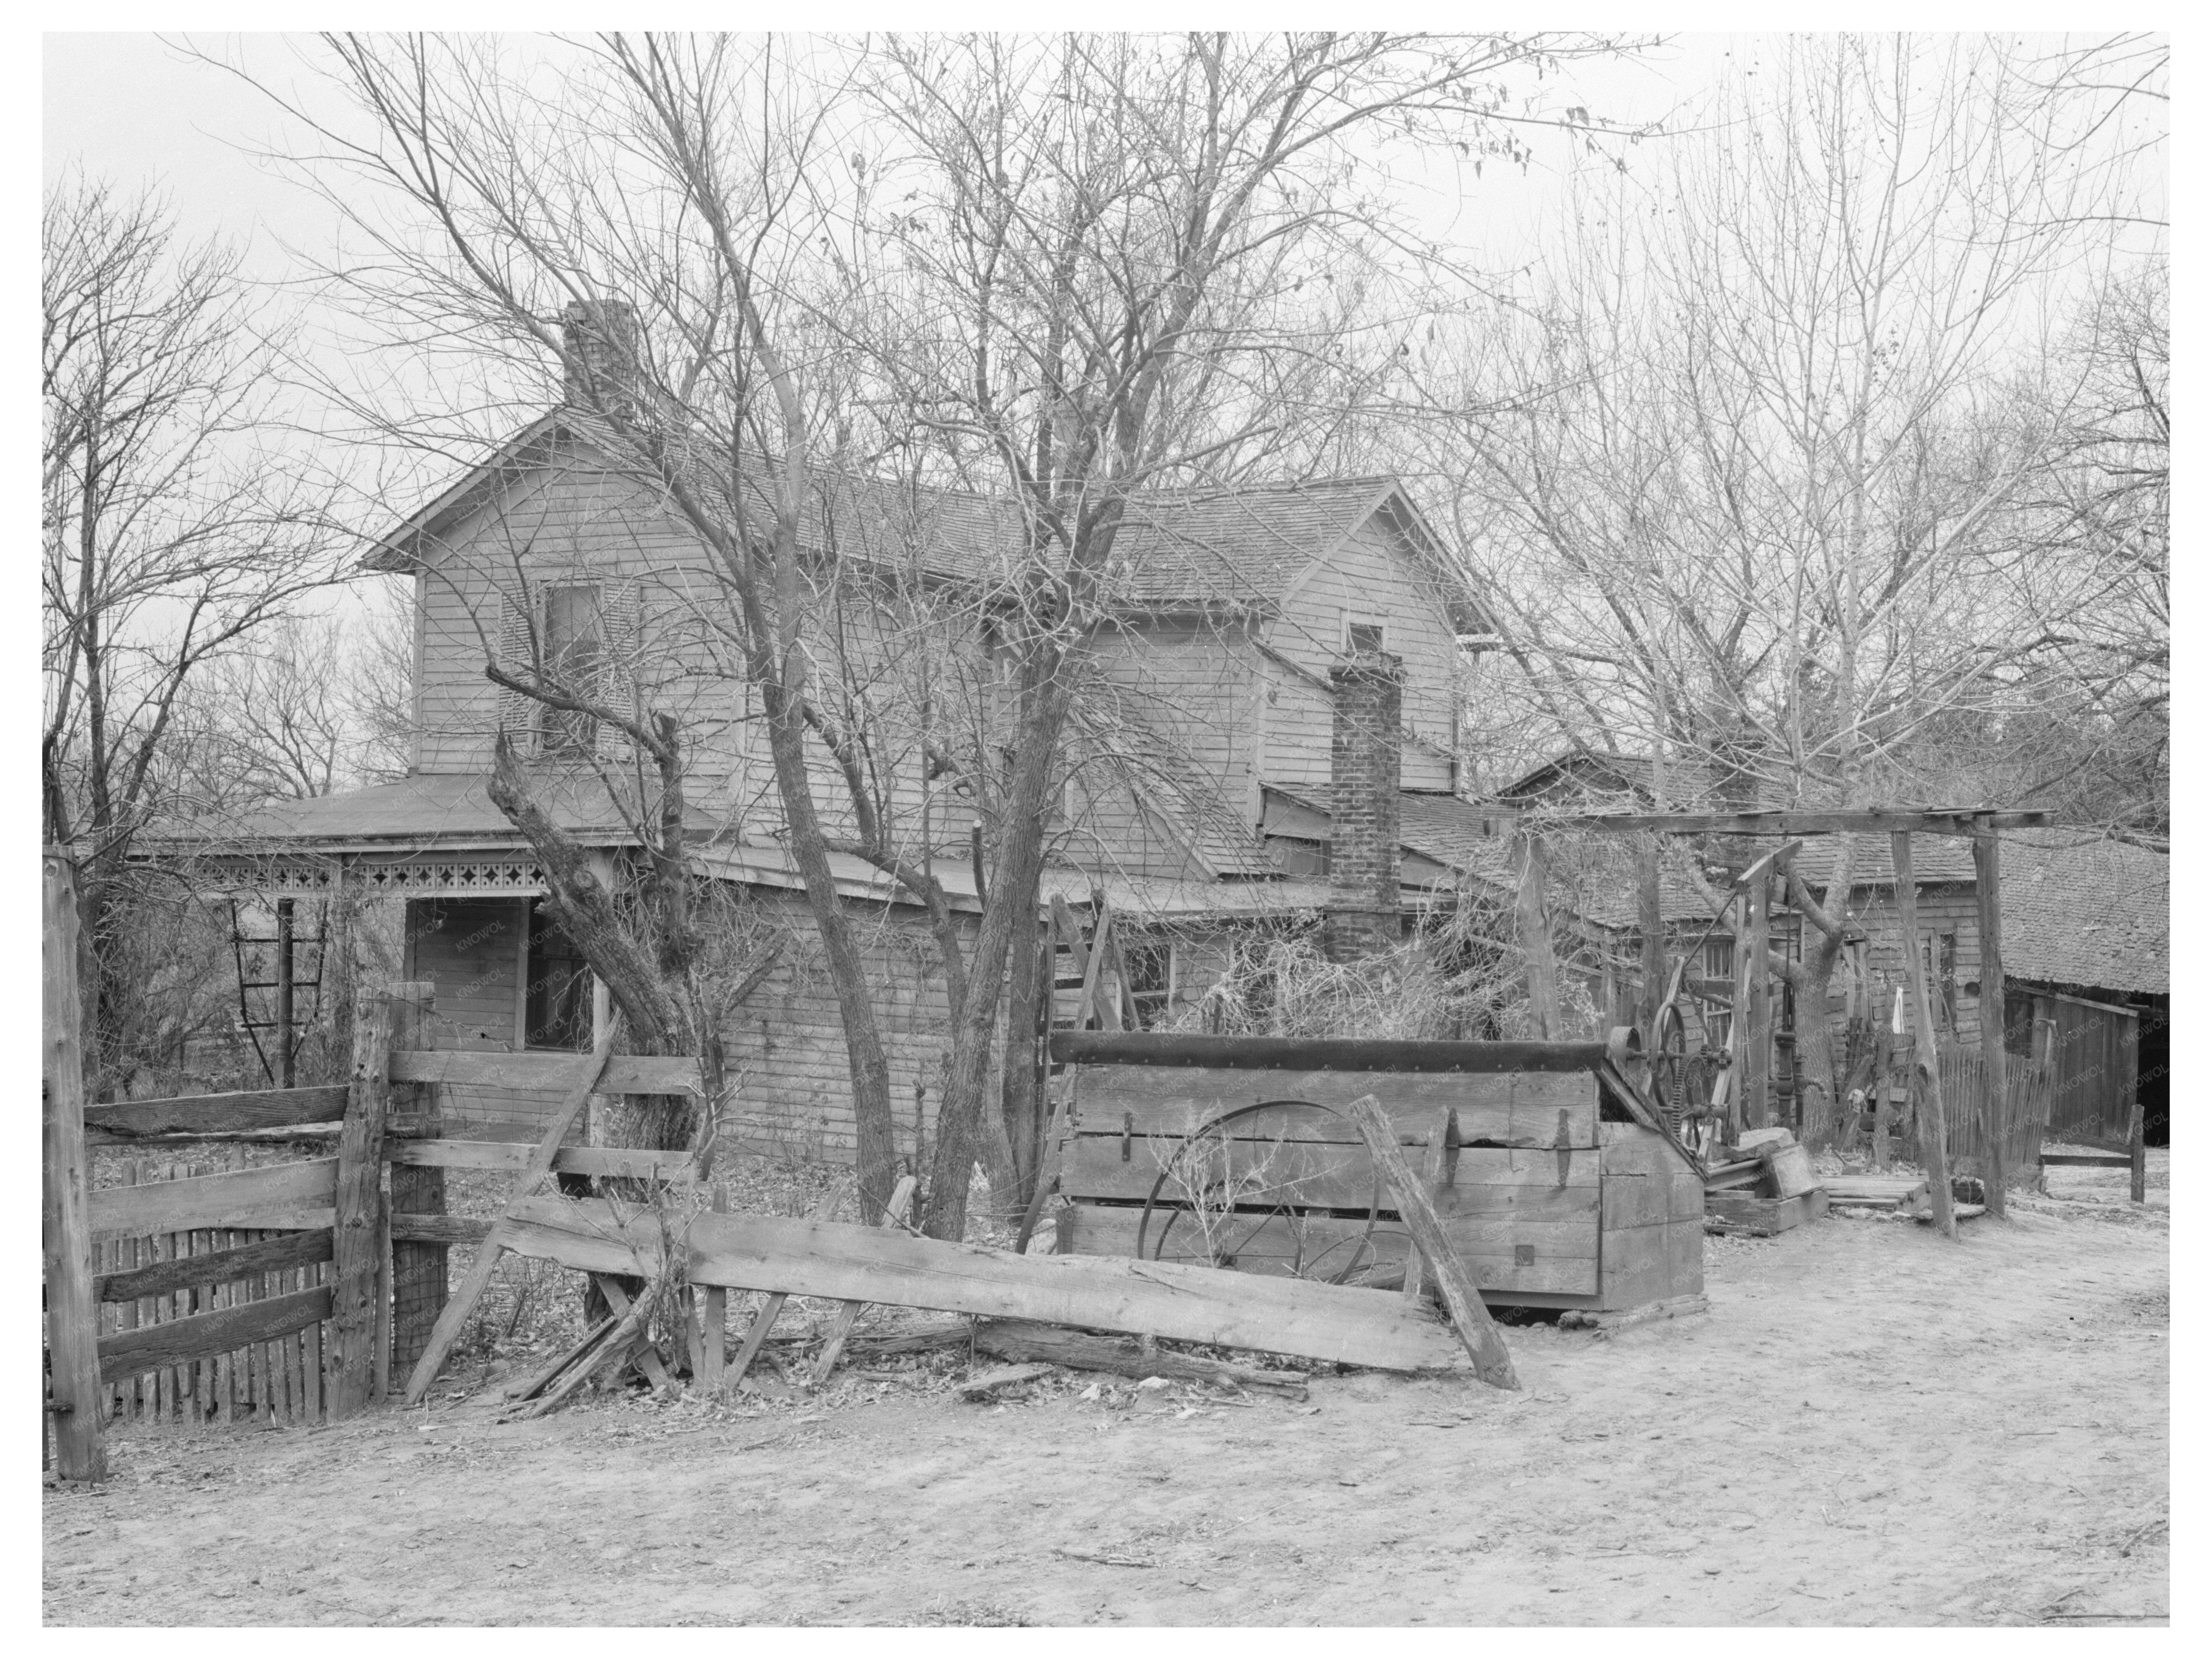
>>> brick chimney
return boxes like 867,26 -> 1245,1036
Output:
561,299 -> 641,423
1324,649 -> 1404,963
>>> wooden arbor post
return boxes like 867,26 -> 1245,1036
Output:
1891,834 -> 1956,1238
42,851 -> 107,1482
1970,824 -> 2009,1219
328,985 -> 394,1416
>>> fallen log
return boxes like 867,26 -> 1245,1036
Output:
498,1192 -> 1459,1372
851,1317 -> 1311,1399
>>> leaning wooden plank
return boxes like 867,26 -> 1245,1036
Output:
809,1173 -> 917,1387
98,1286 -> 331,1384
503,1315 -> 618,1402
399,1222 -> 515,1405
508,1290 -> 658,1421
89,1159 -> 338,1240
388,1051 -> 700,1095
1345,1093 -> 1519,1389
399,1031 -> 615,1405
84,1084 -> 352,1139
96,1228 -> 332,1304
502,1195 -> 1457,1372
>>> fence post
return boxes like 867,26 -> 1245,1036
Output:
1971,824 -> 2009,1218
1891,832 -> 1956,1238
329,984 -> 393,1417
42,851 -> 107,1482
387,981 -> 445,1377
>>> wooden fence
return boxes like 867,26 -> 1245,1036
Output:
92,1153 -> 336,1425
1933,1045 -> 2055,1183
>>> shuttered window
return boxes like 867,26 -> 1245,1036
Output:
539,584 -> 603,758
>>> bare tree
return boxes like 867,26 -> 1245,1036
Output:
43,172 -> 335,1093
228,31 -> 1641,1232
1426,34 -> 2158,1134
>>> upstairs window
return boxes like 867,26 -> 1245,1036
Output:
1345,619 -> 1388,655
539,584 -> 603,758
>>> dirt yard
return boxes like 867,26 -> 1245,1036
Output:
43,1153 -> 2167,1627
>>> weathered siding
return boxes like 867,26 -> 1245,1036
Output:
1259,515 -> 1460,795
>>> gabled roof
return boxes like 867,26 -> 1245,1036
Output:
1998,828 -> 2169,995
361,408 -> 1452,615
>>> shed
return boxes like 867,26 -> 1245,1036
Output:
1049,1033 -> 1704,1314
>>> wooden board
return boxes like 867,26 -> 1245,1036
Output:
1597,1219 -> 1705,1310
84,1084 -> 351,1139
1060,1204 -> 1598,1298
1067,1066 -> 1597,1151
389,1213 -> 494,1245
1705,1189 -> 1830,1236
96,1228 -> 333,1304
497,1194 -> 1461,1372
97,1285 -> 332,1383
385,1140 -> 702,1182
89,1159 -> 338,1240
387,1051 -> 701,1095
1061,1137 -> 1599,1213
1765,1143 -> 1818,1200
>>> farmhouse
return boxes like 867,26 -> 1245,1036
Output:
148,307 -> 1560,1160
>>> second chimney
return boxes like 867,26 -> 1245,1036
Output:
1324,649 -> 1404,963
561,299 -> 641,423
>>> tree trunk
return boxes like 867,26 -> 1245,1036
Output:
1891,832 -> 1956,1238
1513,830 -> 1560,1039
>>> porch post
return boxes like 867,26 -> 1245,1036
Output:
42,851 -> 107,1482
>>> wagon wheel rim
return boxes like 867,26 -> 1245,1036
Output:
1133,1098 -> 1384,1284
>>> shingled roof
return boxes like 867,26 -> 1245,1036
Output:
1998,829 -> 2169,996
363,410 -> 1441,613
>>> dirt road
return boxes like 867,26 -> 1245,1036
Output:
43,1164 -> 2167,1626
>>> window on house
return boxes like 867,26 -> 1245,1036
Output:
1122,939 -> 1174,1029
525,901 -> 593,1051
540,584 -> 603,757
1346,620 -> 1387,654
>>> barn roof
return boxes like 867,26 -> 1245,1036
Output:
1997,829 -> 2169,996
361,409 -> 1457,615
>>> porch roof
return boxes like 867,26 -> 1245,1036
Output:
142,770 -> 723,853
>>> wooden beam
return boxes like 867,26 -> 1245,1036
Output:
96,1228 -> 333,1304
505,1198 -> 1457,1372
1744,868 -> 1772,1130
387,980 -> 445,1381
84,1085 -> 351,1139
1047,1033 -> 1611,1074
328,986 -> 394,1417
385,1140 -> 704,1180
42,851 -> 106,1482
1892,833 -> 1957,1239
1513,830 -> 1560,1039
1545,809 -> 2051,835
1971,829 -> 2009,1219
1344,1095 -> 1518,1389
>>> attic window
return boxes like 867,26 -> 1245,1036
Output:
1346,620 -> 1387,655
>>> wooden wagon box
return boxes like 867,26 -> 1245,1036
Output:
1050,1036 -> 1705,1314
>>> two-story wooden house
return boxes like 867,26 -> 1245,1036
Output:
155,315 -> 1530,1161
